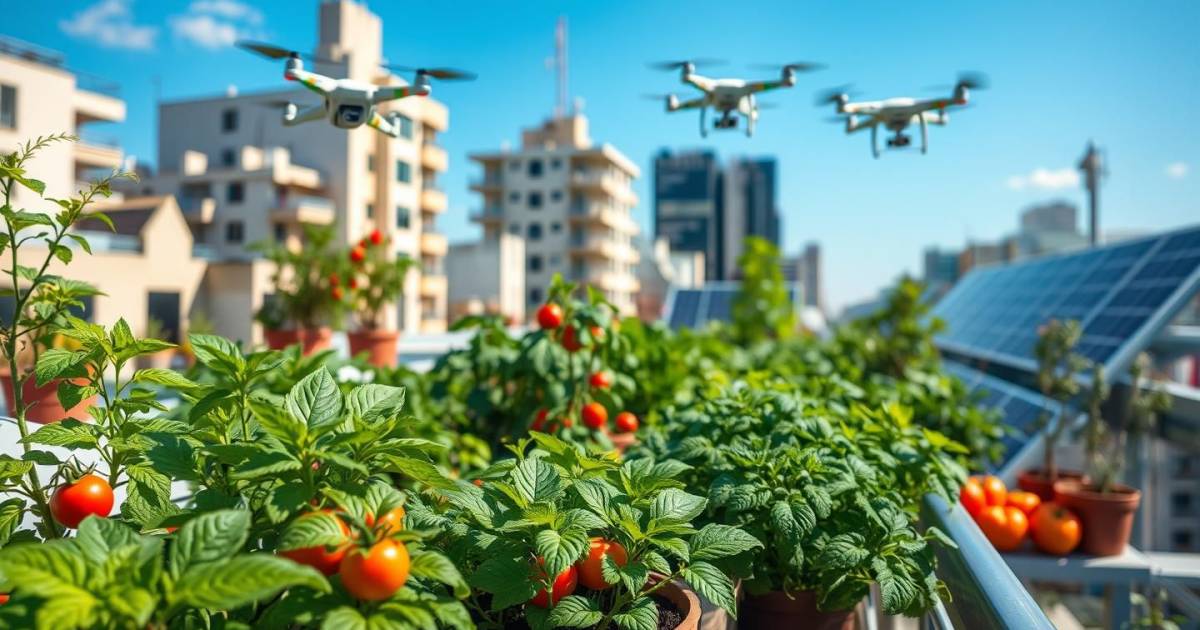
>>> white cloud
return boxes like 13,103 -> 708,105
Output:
170,0 -> 264,49
1166,162 -> 1189,179
1005,167 -> 1079,191
59,0 -> 158,51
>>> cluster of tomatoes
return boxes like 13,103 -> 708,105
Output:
281,507 -> 411,601
532,303 -> 639,436
960,476 -> 1082,555
336,229 -> 385,300
529,537 -> 628,608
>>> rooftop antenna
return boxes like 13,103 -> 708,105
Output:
552,16 -> 568,117
1078,140 -> 1106,247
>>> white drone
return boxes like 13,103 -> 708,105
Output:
237,41 -> 475,138
649,60 -> 821,137
817,73 -> 987,158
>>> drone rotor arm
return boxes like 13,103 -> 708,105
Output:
372,84 -> 427,104
286,67 -> 336,95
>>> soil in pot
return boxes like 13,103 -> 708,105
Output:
1018,468 -> 1090,502
348,329 -> 399,368
1053,479 -> 1141,556
740,590 -> 858,630
1,375 -> 97,424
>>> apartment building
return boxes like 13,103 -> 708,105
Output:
470,114 -> 640,316
445,233 -> 526,325
138,0 -> 450,339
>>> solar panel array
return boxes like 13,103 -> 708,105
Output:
933,225 -> 1200,373
666,285 -> 800,330
942,360 -> 1064,471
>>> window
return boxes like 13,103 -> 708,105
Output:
397,114 -> 413,139
396,161 -> 412,183
1174,530 -> 1194,551
0,84 -> 15,129
528,159 -> 543,178
220,148 -> 237,167
366,203 -> 374,219
508,223 -> 521,235
221,108 -> 238,132
528,255 -> 543,273
227,181 -> 244,203
527,223 -> 543,241
528,192 -> 543,209
273,223 -> 286,242
551,190 -> 563,202
551,158 -> 562,170
147,292 -> 181,343
528,287 -> 543,304
1172,493 -> 1193,514
367,155 -> 375,172
225,220 -> 245,243
550,222 -> 562,233
508,192 -> 520,203
396,206 -> 411,229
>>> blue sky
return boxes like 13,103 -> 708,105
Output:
5,0 -> 1199,310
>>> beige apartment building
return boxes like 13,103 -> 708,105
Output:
470,114 -> 640,316
133,0 -> 449,340
446,233 -> 526,325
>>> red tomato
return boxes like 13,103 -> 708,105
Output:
472,478 -> 484,487
614,412 -> 638,434
588,325 -> 605,343
531,408 -> 548,431
280,511 -> 351,576
368,507 -> 406,537
529,561 -> 577,608
331,286 -> 344,300
369,229 -> 384,246
582,402 -> 608,430
0,593 -> 9,604
561,417 -> 574,428
561,326 -> 582,352
349,277 -> 359,290
589,372 -> 612,389
1006,491 -> 1041,518
50,474 -> 114,529
979,475 -> 1007,507
960,478 -> 987,518
349,246 -> 366,263
977,505 -> 1028,552
329,273 -> 340,286
1030,503 -> 1082,555
340,539 -> 410,601
536,304 -> 564,330
577,538 -> 627,590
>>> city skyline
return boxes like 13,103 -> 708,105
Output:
3,0 -> 1198,310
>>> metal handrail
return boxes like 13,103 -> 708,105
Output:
920,494 -> 1054,629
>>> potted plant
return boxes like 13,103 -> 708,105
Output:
252,224 -> 343,355
648,389 -> 962,627
1017,319 -> 1092,500
344,229 -> 414,368
414,434 -> 749,629
1054,353 -> 1171,556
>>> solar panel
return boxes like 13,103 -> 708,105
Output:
943,359 -> 1067,472
933,225 -> 1200,378
662,283 -> 802,330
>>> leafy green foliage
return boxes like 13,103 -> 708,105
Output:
731,236 -> 797,345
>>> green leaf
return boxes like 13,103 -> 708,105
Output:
612,596 -> 658,630
680,561 -> 737,616
133,368 -> 198,390
231,449 -> 303,480
286,368 -> 343,430
23,419 -> 98,449
0,455 -> 34,479
650,488 -> 706,523
0,498 -> 26,546
34,348 -> 83,386
470,556 -> 538,611
803,486 -> 833,519
51,244 -> 72,265
74,517 -> 141,567
174,554 -> 329,610
816,534 -> 870,572
874,557 -> 920,614
512,457 -> 563,505
408,549 -> 469,598
321,607 -> 367,630
384,456 -> 454,489
346,384 -> 406,422
534,528 -> 588,579
0,540 -> 91,597
690,524 -> 763,561
170,509 -> 251,577
66,233 -> 92,255
548,595 -> 604,628
22,450 -> 61,466
279,511 -> 348,551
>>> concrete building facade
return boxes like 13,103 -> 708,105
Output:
470,114 -> 640,316
139,0 -> 450,339
446,233 -> 526,325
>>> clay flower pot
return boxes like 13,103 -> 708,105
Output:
740,590 -> 860,630
348,328 -> 400,368
264,327 -> 333,355
649,574 -> 701,630
1,374 -> 97,424
1053,479 -> 1141,557
1017,468 -> 1090,502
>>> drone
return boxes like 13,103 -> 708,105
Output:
817,72 -> 987,158
237,41 -> 475,138
648,60 -> 821,137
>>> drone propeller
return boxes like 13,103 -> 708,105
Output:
238,41 -> 297,60
924,71 -> 990,92
813,84 -> 857,106
749,62 -> 825,72
381,64 -> 477,81
648,58 -> 725,71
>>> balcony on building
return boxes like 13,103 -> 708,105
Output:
568,199 -> 634,231
470,205 -> 505,225
421,142 -> 448,172
419,272 -> 447,298
73,75 -> 125,126
419,230 -> 448,258
177,196 -> 216,226
74,131 -> 123,171
270,192 -> 335,226
420,183 -> 447,214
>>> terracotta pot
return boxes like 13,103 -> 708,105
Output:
740,590 -> 858,630
1017,468 -> 1090,502
1,374 -> 97,424
1054,479 -> 1141,556
348,329 -> 400,368
610,431 -> 638,454
651,574 -> 701,630
263,327 -> 332,355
